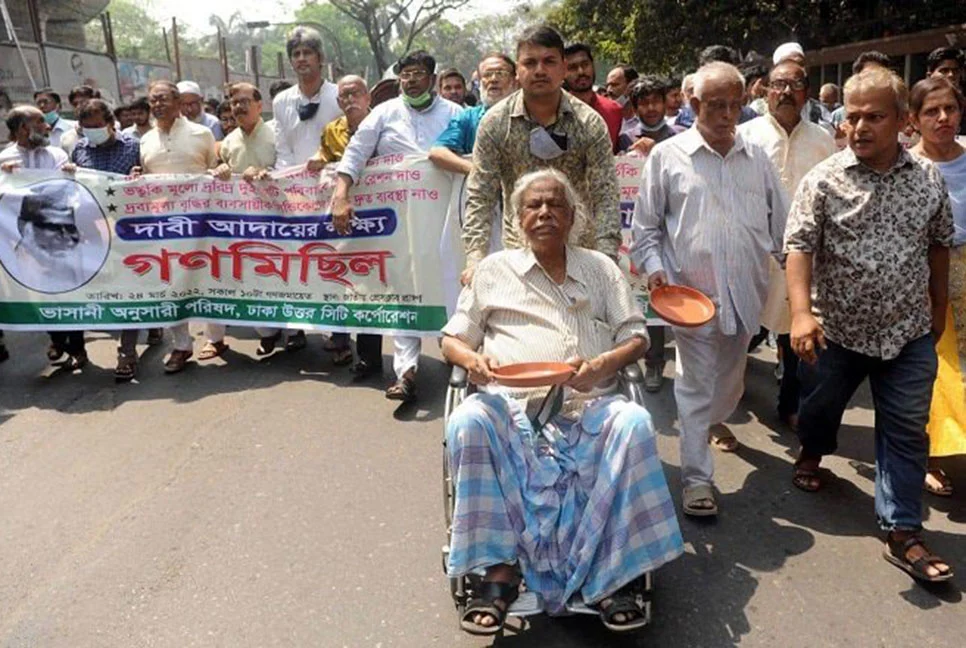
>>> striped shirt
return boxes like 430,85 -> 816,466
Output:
629,127 -> 789,336
442,246 -> 648,411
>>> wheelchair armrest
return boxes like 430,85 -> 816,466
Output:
620,360 -> 644,384
449,364 -> 469,388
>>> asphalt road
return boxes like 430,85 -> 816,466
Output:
1,327 -> 964,647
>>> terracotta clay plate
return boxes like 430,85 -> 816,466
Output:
491,362 -> 576,388
650,285 -> 716,328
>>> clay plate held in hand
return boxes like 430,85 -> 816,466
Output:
491,362 -> 576,388
650,285 -> 716,327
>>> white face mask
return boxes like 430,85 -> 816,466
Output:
84,126 -> 111,146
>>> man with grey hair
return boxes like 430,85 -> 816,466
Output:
819,83 -> 841,114
631,61 -> 788,518
785,66 -> 954,582
273,26 -> 341,169
443,168 -> 682,634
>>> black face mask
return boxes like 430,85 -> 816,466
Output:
298,102 -> 320,121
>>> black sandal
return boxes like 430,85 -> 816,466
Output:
595,587 -> 649,633
883,533 -> 954,583
256,331 -> 282,356
460,580 -> 519,636
331,347 -> 353,366
792,457 -> 823,492
386,375 -> 416,402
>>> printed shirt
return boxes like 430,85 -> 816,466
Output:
784,147 -> 955,359
0,143 -> 68,169
630,127 -> 789,336
463,90 -> 621,265
434,104 -> 486,155
272,82 -> 342,168
443,246 -> 647,413
336,95 -> 463,183
71,132 -> 141,174
139,116 -> 217,174
218,119 -> 276,171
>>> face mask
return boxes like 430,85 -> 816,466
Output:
297,101 -> 320,121
43,111 -> 60,125
529,126 -> 568,160
402,90 -> 432,110
84,126 -> 111,146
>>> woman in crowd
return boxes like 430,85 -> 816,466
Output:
910,76 -> 966,496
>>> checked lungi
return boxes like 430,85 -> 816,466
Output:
446,391 -> 683,614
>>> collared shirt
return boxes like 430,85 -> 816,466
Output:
630,127 -> 789,336
139,116 -> 217,174
272,81 -> 341,168
218,119 -> 276,171
48,117 -> 76,149
785,148 -> 955,359
121,125 -> 152,141
442,246 -> 647,412
434,104 -> 486,155
190,111 -> 223,141
617,121 -> 678,154
317,115 -> 353,163
336,95 -> 463,183
739,113 -> 837,196
0,143 -> 68,169
464,89 -> 621,265
71,132 -> 141,174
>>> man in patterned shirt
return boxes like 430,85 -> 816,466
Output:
461,25 -> 620,284
785,66 -> 954,583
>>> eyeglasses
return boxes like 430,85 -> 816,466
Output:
230,97 -> 254,107
769,79 -> 807,92
481,70 -> 512,81
398,71 -> 429,82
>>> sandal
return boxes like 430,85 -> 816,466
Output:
198,340 -> 229,361
256,331 -> 282,356
47,344 -> 65,362
285,330 -> 307,352
386,375 -> 417,402
460,580 -> 519,636
883,533 -> 954,583
331,347 -> 353,366
793,456 -> 823,493
924,469 -> 953,497
595,586 -> 649,633
683,484 -> 718,517
146,328 -> 164,346
114,355 -> 137,382
164,349 -> 193,374
709,424 -> 739,452
65,351 -> 88,371
351,359 -> 380,382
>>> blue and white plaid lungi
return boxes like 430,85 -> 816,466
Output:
446,391 -> 683,614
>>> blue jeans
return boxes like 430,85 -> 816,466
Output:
797,334 -> 937,532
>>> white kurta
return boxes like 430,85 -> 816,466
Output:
739,114 -> 836,333
630,128 -> 790,487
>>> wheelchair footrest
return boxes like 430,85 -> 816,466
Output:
507,591 -> 545,617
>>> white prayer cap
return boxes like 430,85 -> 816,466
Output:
773,42 -> 805,65
176,81 -> 202,97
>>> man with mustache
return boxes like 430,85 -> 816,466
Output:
462,25 -> 620,283
740,61 -> 836,431
272,27 -> 341,170
630,62 -> 788,518
564,43 -> 622,151
329,50 -> 463,401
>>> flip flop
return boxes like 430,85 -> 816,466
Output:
793,456 -> 823,492
683,484 -> 718,517
924,470 -> 953,497
709,424 -> 739,452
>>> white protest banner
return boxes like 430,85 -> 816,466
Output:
0,155 -> 461,337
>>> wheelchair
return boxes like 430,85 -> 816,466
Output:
441,361 -> 654,631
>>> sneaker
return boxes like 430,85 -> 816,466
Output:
644,364 -> 663,392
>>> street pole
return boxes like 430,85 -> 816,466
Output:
172,17 -> 182,81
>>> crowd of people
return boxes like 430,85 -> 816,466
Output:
2,21 -> 965,635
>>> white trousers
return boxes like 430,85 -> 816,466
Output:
673,323 -> 752,488
393,336 -> 421,378
169,323 -> 230,350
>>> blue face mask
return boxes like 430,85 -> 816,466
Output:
43,111 -> 60,126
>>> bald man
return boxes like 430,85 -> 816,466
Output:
308,75 -> 371,169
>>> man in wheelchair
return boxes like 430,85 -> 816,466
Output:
441,169 -> 683,635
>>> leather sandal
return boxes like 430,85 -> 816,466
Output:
883,533 -> 954,583
459,580 -> 519,636
164,350 -> 193,374
198,340 -> 229,361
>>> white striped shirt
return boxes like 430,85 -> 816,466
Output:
629,128 -> 789,335
443,246 -> 648,411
